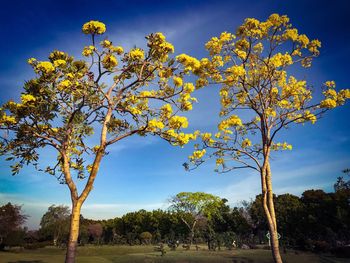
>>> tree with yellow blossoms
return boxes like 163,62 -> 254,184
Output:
0,20 -> 198,263
180,14 -> 350,263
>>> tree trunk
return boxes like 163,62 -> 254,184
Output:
261,161 -> 283,263
65,202 -> 82,263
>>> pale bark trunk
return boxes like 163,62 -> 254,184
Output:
190,220 -> 197,247
261,160 -> 283,263
65,202 -> 82,263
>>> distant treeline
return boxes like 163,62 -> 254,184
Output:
1,177 -> 349,256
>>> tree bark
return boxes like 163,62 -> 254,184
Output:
261,160 -> 283,263
65,201 -> 82,263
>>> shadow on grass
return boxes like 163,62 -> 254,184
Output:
7,261 -> 44,263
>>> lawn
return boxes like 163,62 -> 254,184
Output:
0,245 -> 348,263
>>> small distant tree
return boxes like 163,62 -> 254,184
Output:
0,203 -> 27,249
139,231 -> 152,245
334,169 -> 350,192
0,20 -> 198,262
169,192 -> 224,247
180,14 -> 350,262
40,205 -> 70,246
88,223 -> 103,244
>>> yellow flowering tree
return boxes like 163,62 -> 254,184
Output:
180,14 -> 350,263
0,20 -> 198,263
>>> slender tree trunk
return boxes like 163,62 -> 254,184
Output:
261,160 -> 283,263
65,201 -> 82,263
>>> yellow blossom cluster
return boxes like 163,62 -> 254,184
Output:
36,61 -> 55,74
82,20 -> 106,35
164,129 -> 197,146
205,31 -> 234,56
82,46 -> 96,57
320,98 -> 337,109
21,94 -> 36,104
177,83 -> 197,111
168,116 -> 188,129
128,48 -> 145,60
147,32 -> 174,62
160,104 -> 172,118
100,39 -> 124,55
241,138 -> 252,148
100,40 -> 112,48
268,53 -> 293,68
216,158 -> 224,166
147,119 -> 165,132
201,132 -> 216,145
176,54 -> 201,72
218,115 -> 242,132
265,108 -> 277,118
303,111 -> 317,124
102,54 -> 118,70
224,65 -> 245,84
173,76 -> 183,87
58,80 -> 72,91
189,149 -> 206,160
319,81 -> 350,109
53,59 -> 66,67
0,113 -> 16,124
271,142 -> 292,151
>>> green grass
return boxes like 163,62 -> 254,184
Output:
0,245 -> 348,263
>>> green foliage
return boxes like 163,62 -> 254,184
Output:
139,231 -> 152,244
0,202 -> 27,248
169,192 -> 224,220
39,205 -> 70,245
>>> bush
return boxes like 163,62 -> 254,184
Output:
139,231 -> 152,245
23,241 -> 50,250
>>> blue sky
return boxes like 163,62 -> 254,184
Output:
0,0 -> 349,229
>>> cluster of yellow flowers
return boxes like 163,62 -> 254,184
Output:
164,129 -> 198,146
201,133 -> 216,145
271,142 -> 293,151
189,149 -> 206,160
303,111 -> 317,124
36,61 -> 55,74
177,83 -> 196,111
176,54 -> 201,72
241,138 -> 252,148
218,115 -> 243,132
319,81 -> 350,109
320,98 -> 337,109
168,116 -> 188,129
128,48 -> 145,60
58,80 -> 72,91
205,31 -> 234,56
147,32 -> 174,62
268,53 -> 293,68
160,104 -> 172,118
0,112 -> 16,124
173,76 -> 183,87
224,65 -> 246,84
102,54 -> 118,70
216,158 -> 224,166
82,20 -> 106,35
82,46 -> 96,57
265,108 -> 277,118
147,119 -> 165,132
21,94 -> 36,104
53,59 -> 66,68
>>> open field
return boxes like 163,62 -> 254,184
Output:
0,245 -> 348,263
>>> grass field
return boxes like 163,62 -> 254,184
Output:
0,245 -> 348,263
